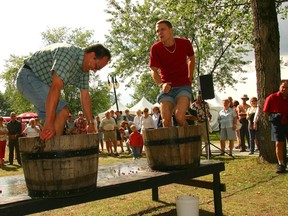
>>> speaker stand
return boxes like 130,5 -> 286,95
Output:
201,99 -> 234,159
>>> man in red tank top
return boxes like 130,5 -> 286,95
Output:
149,19 -> 195,127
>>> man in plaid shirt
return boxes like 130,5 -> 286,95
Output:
16,43 -> 111,141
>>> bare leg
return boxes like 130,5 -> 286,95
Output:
174,96 -> 190,126
236,129 -> 241,148
113,140 -> 118,153
160,101 -> 174,127
106,141 -> 112,154
100,139 -> 104,152
55,106 -> 69,135
229,140 -> 234,155
220,140 -> 225,155
276,141 -> 284,165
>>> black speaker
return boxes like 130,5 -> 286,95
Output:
199,74 -> 215,100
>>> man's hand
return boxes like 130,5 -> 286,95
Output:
162,82 -> 172,93
40,123 -> 56,141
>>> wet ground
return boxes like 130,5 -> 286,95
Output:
0,146 -> 258,203
0,159 -> 149,203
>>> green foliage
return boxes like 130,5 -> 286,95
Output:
0,54 -> 34,114
105,0 -> 254,101
129,73 -> 160,105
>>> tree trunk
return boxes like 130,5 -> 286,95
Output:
250,0 -> 281,163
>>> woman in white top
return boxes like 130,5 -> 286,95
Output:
246,97 -> 260,154
0,116 -> 8,167
133,109 -> 142,131
23,118 -> 41,137
140,108 -> 155,132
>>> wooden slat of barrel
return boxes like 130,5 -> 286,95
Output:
19,134 -> 99,198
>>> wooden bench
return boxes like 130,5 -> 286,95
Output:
0,159 -> 225,215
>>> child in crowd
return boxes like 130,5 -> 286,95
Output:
129,125 -> 143,160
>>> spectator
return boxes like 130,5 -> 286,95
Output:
149,19 -> 195,127
96,116 -> 104,152
263,80 -> 288,173
75,111 -> 87,134
233,100 -> 241,149
140,108 -> 154,154
120,120 -> 132,154
35,118 -> 43,131
228,96 -> 234,108
0,116 -> 8,167
191,95 -> 212,146
123,109 -> 134,124
141,108 -> 155,131
23,118 -> 41,137
17,117 -> 26,137
152,106 -> 162,129
65,113 -> 77,135
237,94 -> 251,151
133,109 -> 142,132
218,99 -> 237,156
115,111 -> 125,153
100,112 -> 118,156
246,97 -> 260,155
129,125 -> 143,160
7,112 -> 22,165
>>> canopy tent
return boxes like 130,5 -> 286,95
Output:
206,93 -> 223,131
129,97 -> 155,114
98,101 -> 129,118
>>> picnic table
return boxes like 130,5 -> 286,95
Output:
0,159 -> 225,216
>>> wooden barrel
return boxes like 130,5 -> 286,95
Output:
143,125 -> 202,171
19,134 -> 99,198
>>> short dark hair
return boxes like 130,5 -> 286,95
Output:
156,19 -> 173,28
84,44 -> 111,61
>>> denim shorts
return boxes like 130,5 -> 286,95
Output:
16,67 -> 67,121
271,123 -> 288,142
157,85 -> 192,104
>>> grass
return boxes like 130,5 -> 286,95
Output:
1,133 -> 287,215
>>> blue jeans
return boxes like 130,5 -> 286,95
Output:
16,67 -> 67,121
249,129 -> 260,153
131,146 -> 140,158
240,118 -> 250,149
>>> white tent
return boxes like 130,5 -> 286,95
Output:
98,101 -> 129,118
206,93 -> 223,131
129,97 -> 155,114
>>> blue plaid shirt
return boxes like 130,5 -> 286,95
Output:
24,43 -> 89,89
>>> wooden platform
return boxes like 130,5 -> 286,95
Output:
0,159 -> 225,216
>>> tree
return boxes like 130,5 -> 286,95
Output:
0,27 -> 111,117
0,55 -> 33,114
105,0 -> 253,104
0,92 -> 12,116
250,0 -> 285,163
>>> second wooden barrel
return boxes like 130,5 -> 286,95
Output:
143,125 -> 202,171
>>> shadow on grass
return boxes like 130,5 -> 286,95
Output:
128,201 -> 214,216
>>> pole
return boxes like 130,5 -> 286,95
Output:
112,76 -> 119,111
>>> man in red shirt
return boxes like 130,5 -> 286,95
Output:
263,80 -> 288,173
149,19 -> 195,127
